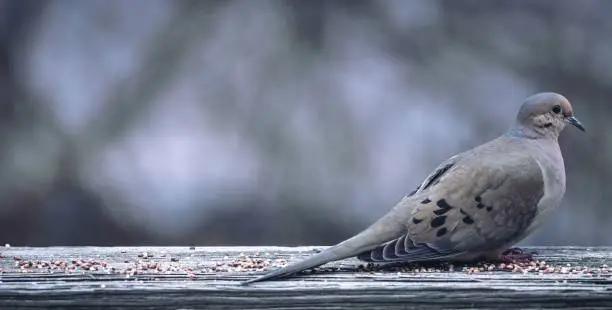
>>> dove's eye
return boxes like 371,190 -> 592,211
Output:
552,105 -> 562,114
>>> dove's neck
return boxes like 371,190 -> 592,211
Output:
504,127 -> 564,181
506,123 -> 559,141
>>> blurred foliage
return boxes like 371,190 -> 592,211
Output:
0,0 -> 609,246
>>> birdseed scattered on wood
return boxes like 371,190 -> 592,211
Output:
2,253 -> 610,279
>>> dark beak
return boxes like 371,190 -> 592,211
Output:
567,116 -> 585,132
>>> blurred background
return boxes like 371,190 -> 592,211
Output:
0,0 -> 609,247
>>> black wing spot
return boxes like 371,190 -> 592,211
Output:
436,199 -> 453,209
463,216 -> 474,224
436,227 -> 448,237
421,198 -> 431,204
486,206 -> 493,212
430,216 -> 446,228
433,208 -> 451,216
412,218 -> 423,224
477,203 -> 485,209
422,163 -> 454,190
475,196 -> 482,202
433,199 -> 453,215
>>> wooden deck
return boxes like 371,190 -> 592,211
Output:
0,246 -> 611,309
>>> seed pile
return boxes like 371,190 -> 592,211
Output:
461,261 -> 610,276
354,259 -> 611,277
0,252 -> 291,280
12,256 -> 110,273
1,251 -> 610,279
201,254 -> 289,273
4,252 -> 196,279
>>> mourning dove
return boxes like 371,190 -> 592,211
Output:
243,92 -> 584,285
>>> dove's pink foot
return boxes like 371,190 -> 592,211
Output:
499,247 -> 536,263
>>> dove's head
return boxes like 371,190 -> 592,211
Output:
510,92 -> 585,139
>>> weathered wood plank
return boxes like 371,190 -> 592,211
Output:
0,246 -> 611,309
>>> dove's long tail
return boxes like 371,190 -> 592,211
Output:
241,210 -> 406,285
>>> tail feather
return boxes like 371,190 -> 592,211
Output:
241,211 -> 407,285
241,246 -> 349,285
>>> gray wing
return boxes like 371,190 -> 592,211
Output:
358,152 -> 544,263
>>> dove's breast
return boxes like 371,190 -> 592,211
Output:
523,139 -> 566,236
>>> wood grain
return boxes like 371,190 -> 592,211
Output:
1,246 -> 611,309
